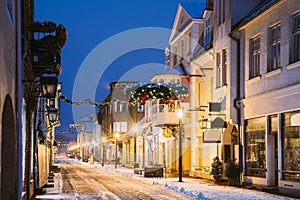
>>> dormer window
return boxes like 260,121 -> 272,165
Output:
204,15 -> 211,45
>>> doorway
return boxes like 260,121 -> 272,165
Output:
1,95 -> 17,199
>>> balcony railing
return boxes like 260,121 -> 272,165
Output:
150,100 -> 180,126
28,21 -> 67,77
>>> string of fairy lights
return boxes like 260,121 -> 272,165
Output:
60,95 -> 130,108
59,82 -> 189,108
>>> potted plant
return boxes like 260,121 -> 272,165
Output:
225,158 -> 240,186
210,156 -> 223,183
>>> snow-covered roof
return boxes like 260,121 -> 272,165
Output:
179,2 -> 206,19
231,0 -> 279,32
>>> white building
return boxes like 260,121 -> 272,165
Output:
143,73 -> 190,174
231,0 -> 300,194
91,113 -> 101,161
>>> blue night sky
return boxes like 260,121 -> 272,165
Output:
34,0 -> 201,135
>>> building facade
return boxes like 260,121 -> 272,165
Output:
97,81 -> 144,167
0,0 -> 21,199
231,0 -> 300,194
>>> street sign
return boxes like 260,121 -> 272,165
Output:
203,130 -> 222,143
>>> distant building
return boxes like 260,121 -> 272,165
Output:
97,81 -> 144,166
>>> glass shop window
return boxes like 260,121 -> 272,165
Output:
282,112 -> 300,181
245,117 -> 266,177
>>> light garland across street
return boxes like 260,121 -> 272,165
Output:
60,82 -> 189,108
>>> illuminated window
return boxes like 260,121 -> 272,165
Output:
282,112 -> 300,181
245,117 -> 266,177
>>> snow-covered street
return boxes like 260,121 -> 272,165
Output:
36,158 -> 298,200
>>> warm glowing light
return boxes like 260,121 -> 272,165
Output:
114,133 -> 120,138
291,113 -> 300,126
68,144 -> 80,152
178,108 -> 183,119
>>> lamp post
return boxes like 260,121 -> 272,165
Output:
178,108 -> 183,182
114,133 -> 120,169
101,137 -> 106,167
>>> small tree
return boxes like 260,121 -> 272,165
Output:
225,158 -> 240,186
210,156 -> 223,182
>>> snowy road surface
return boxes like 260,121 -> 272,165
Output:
59,159 -> 191,199
36,158 -> 297,200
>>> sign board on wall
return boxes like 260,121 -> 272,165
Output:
203,130 -> 222,143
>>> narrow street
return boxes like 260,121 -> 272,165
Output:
58,158 -> 191,200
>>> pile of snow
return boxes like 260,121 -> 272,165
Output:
76,160 -> 295,200
99,163 -> 295,200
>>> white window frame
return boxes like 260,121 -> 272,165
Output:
216,52 -> 221,87
249,35 -> 261,79
222,48 -> 227,86
291,12 -> 300,63
268,23 -> 281,72
204,15 -> 211,45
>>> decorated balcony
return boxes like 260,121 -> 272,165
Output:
124,82 -> 188,127
28,21 -> 67,77
148,99 -> 181,126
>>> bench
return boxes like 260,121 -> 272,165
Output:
144,166 -> 163,178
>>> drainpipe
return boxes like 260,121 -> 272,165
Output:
16,0 -> 22,199
228,32 -> 243,175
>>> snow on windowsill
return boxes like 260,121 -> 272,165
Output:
286,60 -> 300,70
247,75 -> 261,84
265,67 -> 282,78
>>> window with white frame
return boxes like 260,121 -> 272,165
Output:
249,35 -> 261,79
113,101 -> 119,112
172,45 -> 177,66
113,121 -> 127,132
137,102 -> 144,112
204,15 -> 211,45
120,103 -> 127,112
216,49 -> 227,88
222,49 -> 227,85
186,31 -> 192,54
180,39 -> 184,60
291,13 -> 300,63
268,23 -> 281,72
216,52 -> 221,87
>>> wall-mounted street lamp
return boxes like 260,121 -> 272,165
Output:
40,72 -> 58,99
199,116 -> 208,129
23,71 -> 59,99
177,108 -> 183,182
114,133 -> 120,169
47,107 -> 58,123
